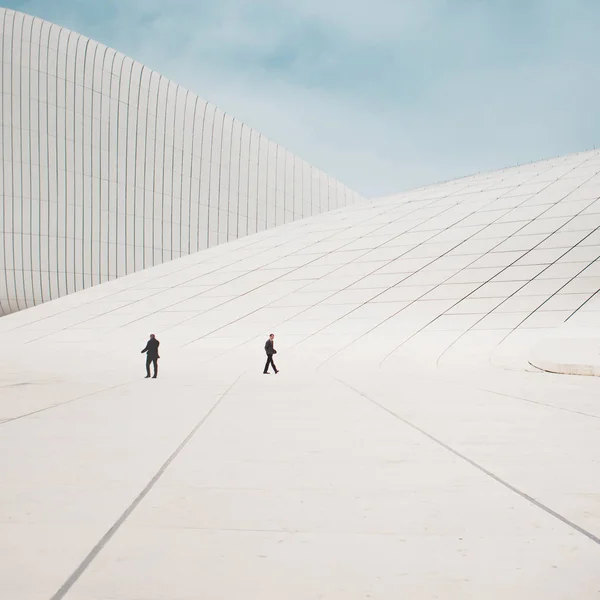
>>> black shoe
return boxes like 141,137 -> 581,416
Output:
275,370 -> 279,374
145,375 -> 151,379
152,375 -> 157,379
263,372 -> 269,375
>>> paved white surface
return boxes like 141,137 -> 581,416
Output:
1,152 -> 600,598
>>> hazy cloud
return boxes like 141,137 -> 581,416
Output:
6,0 -> 600,196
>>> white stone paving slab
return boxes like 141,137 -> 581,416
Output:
1,152 -> 600,598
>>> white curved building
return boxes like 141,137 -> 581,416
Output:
0,8 -> 363,315
1,8 -> 600,600
0,150 -> 599,599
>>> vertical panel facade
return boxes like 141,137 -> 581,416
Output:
0,9 -> 364,314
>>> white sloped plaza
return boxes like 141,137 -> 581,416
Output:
0,150 -> 599,599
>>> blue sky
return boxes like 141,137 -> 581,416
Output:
6,0 -> 600,197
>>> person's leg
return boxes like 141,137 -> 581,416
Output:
271,356 -> 278,373
264,356 -> 271,373
152,357 -> 158,378
145,355 -> 151,377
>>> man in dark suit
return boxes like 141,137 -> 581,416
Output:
263,333 -> 278,374
141,334 -> 160,379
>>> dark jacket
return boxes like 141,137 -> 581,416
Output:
265,339 -> 276,356
142,338 -> 160,358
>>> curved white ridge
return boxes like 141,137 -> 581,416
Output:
1,148 -> 599,372
0,8 -> 363,315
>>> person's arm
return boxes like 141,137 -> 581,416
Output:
141,343 -> 148,353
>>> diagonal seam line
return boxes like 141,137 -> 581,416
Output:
312,163 -> 567,370
334,376 -> 600,547
49,374 -> 242,600
0,382 -> 131,427
381,159 -> 600,368
430,373 -> 600,420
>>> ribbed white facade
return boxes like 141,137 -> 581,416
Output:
0,8 -> 363,315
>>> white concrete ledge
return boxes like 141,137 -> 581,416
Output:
529,337 -> 600,377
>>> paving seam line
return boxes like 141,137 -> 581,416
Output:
333,376 -> 600,547
49,374 -> 243,600
0,381 -> 131,427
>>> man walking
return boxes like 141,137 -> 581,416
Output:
263,333 -> 278,374
141,333 -> 160,379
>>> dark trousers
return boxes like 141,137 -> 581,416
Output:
264,354 -> 277,373
146,355 -> 158,377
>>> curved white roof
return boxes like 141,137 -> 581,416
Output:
0,8 -> 362,315
1,149 -> 599,598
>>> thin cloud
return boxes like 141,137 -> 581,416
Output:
5,0 -> 600,196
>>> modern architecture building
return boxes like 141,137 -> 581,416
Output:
0,8 -> 363,315
1,146 -> 599,599
1,8 -> 599,600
